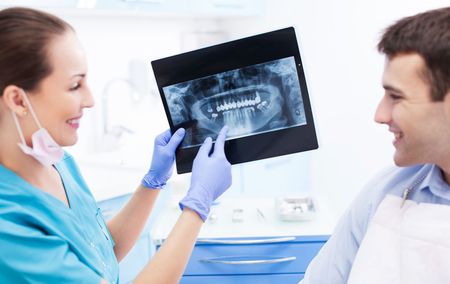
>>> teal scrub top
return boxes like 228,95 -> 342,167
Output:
0,153 -> 119,283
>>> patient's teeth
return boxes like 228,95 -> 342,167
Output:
257,100 -> 268,111
210,91 -> 268,116
255,92 -> 261,104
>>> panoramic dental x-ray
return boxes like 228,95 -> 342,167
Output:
163,56 -> 306,149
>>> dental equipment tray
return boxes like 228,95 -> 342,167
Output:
151,27 -> 318,174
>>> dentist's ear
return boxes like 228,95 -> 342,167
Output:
2,85 -> 28,117
444,90 -> 450,118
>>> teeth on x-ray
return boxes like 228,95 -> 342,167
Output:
213,92 -> 262,113
163,56 -> 307,148
256,101 -> 268,111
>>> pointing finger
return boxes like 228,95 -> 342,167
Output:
212,125 -> 228,157
197,137 -> 213,158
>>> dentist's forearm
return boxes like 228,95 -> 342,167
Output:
133,208 -> 203,284
107,185 -> 160,261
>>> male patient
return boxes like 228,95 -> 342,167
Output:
301,7 -> 450,284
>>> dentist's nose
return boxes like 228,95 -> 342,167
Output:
82,86 -> 95,109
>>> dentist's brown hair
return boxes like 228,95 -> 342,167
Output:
0,7 -> 73,95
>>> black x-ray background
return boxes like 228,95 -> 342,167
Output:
163,56 -> 306,148
152,27 -> 318,174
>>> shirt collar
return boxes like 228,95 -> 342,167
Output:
419,164 -> 450,201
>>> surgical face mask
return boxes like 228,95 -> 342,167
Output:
11,90 -> 64,167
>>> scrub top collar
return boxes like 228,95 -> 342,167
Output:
0,163 -> 74,213
0,155 -> 119,283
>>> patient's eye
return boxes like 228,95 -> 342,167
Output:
387,92 -> 402,101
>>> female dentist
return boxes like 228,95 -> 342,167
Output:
0,7 -> 232,284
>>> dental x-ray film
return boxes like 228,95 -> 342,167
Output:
152,27 -> 318,174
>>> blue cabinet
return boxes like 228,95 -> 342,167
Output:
98,192 -> 329,283
156,235 -> 328,283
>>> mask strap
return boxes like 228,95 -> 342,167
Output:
21,90 -> 43,129
11,110 -> 27,146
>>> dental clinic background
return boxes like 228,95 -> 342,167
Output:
3,0 -> 448,217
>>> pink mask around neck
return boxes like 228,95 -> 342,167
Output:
11,90 -> 64,167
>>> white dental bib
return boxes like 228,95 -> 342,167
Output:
347,194 -> 450,284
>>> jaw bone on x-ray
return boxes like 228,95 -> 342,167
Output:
163,56 -> 306,149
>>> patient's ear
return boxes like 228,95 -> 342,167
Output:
2,85 -> 27,117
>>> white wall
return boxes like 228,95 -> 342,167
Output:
218,0 -> 450,214
56,13 -> 210,152
48,0 -> 448,214
56,10 -> 313,199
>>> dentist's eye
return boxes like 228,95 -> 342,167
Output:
70,83 -> 81,91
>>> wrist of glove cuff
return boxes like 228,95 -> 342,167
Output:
141,172 -> 168,189
179,195 -> 211,222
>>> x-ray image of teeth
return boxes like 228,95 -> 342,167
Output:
163,56 -> 307,149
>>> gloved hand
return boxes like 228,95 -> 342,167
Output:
141,128 -> 185,189
179,126 -> 232,221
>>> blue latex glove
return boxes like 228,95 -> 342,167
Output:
179,126 -> 232,221
141,128 -> 185,189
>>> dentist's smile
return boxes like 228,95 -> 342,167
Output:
67,115 -> 82,129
